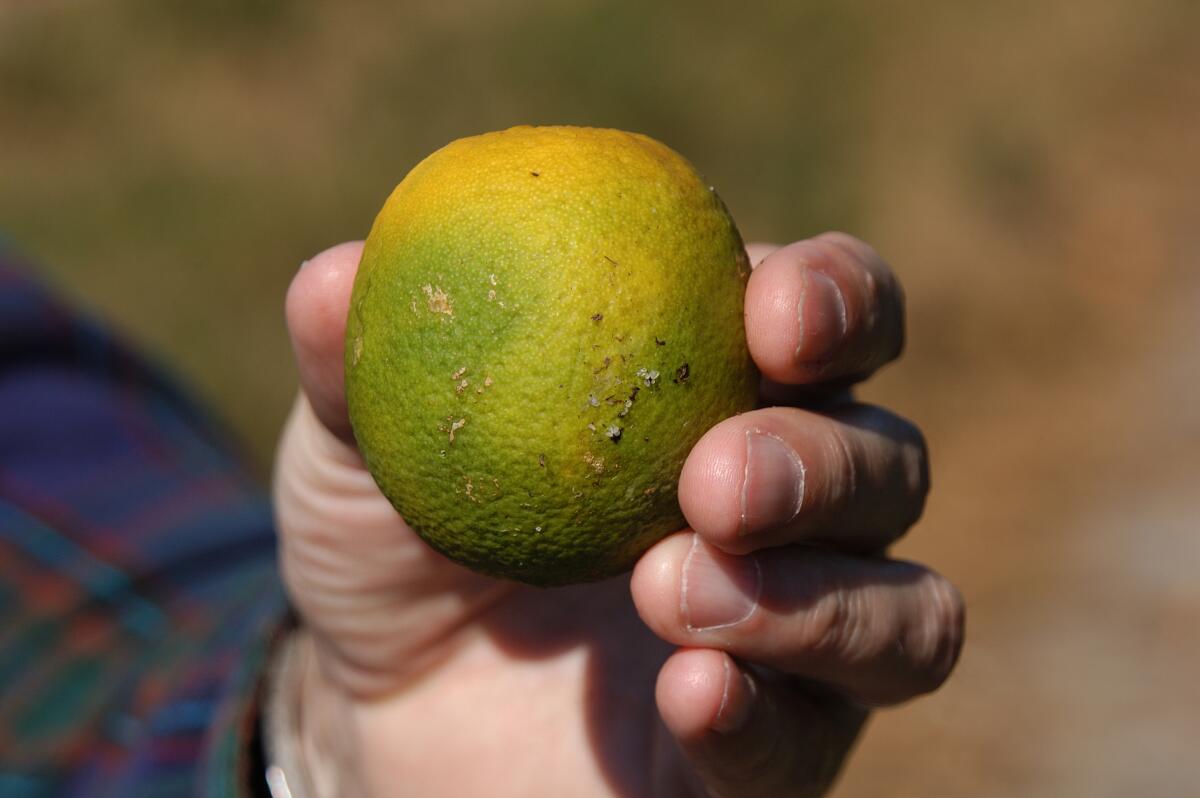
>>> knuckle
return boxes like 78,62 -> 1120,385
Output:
823,405 -> 930,534
821,422 -> 861,512
799,579 -> 876,664
895,417 -> 931,525
798,583 -> 851,657
803,578 -> 902,668
907,573 -> 966,692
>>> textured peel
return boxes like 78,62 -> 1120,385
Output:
346,126 -> 758,586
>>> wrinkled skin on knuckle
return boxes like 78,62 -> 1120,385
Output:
906,572 -> 966,694
894,416 -> 931,529
792,576 -> 859,663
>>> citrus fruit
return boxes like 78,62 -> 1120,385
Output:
345,125 -> 758,586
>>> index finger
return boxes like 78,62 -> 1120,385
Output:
745,232 -> 905,386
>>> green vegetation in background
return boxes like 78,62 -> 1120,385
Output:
0,1 -> 875,471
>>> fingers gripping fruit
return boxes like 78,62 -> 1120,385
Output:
346,126 -> 758,586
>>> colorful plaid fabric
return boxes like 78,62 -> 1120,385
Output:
0,247 -> 286,797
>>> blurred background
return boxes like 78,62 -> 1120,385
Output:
2,0 -> 1197,794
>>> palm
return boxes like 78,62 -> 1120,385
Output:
367,577 -> 691,797
276,435 -> 693,795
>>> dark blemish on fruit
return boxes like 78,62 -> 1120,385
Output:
673,363 -> 690,384
538,453 -> 546,468
605,425 -> 622,442
530,171 -> 540,177
591,313 -> 603,322
617,385 -> 640,416
604,255 -> 618,265
655,337 -> 666,346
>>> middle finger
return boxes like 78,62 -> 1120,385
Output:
678,404 -> 929,556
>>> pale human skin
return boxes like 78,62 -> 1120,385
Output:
273,233 -> 965,797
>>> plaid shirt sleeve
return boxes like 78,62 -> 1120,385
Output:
0,247 -> 287,797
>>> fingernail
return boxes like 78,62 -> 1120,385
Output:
299,259 -> 311,270
712,659 -> 757,733
741,431 -> 805,537
796,270 -> 848,363
681,537 -> 761,632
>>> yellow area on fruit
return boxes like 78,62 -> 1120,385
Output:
346,126 -> 757,586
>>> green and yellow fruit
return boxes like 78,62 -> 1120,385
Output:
345,125 -> 757,586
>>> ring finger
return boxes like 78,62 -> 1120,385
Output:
632,533 -> 965,706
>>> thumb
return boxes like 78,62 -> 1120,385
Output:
274,243 -> 509,698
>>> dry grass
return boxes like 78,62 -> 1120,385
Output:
3,1 -> 1198,793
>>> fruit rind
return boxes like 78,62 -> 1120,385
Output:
346,126 -> 758,586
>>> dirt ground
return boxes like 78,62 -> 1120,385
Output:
3,1 -> 1197,794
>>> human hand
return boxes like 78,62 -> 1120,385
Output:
272,233 -> 963,797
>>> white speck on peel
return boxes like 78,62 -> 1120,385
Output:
423,284 -> 454,315
448,418 -> 466,442
456,379 -> 469,394
352,335 -> 363,366
636,368 -> 660,387
452,366 -> 467,380
605,425 -> 622,441
588,394 -> 599,407
484,376 -> 493,388
583,452 -> 605,474
489,274 -> 498,286
487,289 -> 496,302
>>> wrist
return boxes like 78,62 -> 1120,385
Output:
264,626 -> 369,798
